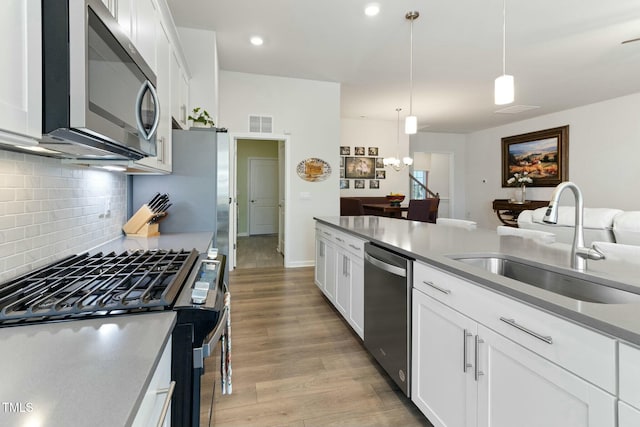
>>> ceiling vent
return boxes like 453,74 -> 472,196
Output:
495,105 -> 540,114
249,115 -> 273,133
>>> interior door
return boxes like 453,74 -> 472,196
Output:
249,158 -> 279,235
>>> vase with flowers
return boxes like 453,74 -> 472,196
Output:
506,172 -> 533,203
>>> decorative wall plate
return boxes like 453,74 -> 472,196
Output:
297,158 -> 331,182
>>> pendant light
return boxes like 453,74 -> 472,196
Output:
495,0 -> 514,105
384,108 -> 414,171
405,11 -> 419,134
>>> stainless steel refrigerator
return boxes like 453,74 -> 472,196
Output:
132,128 -> 230,258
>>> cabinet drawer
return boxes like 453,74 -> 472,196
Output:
132,339 -> 172,427
620,342 -> 640,409
413,261 -> 616,393
316,224 -> 365,259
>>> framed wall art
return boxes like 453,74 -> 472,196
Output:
354,146 -> 365,156
345,157 -> 375,179
368,147 -> 378,156
340,146 -> 350,155
502,125 -> 569,187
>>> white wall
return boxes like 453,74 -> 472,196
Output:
219,71 -> 340,267
411,132 -> 467,219
340,118 -> 410,196
466,92 -> 640,228
0,150 -> 127,282
178,27 -> 219,124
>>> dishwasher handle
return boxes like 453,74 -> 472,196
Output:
364,252 -> 407,277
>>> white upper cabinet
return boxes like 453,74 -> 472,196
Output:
171,49 -> 190,129
132,0 -> 158,73
135,17 -> 172,173
0,0 -> 41,146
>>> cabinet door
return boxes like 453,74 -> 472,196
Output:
335,251 -> 350,316
136,18 -> 172,172
348,257 -> 364,339
412,289 -> 477,427
323,243 -> 337,303
133,0 -> 157,72
0,0 -> 41,143
170,50 -> 187,128
131,339 -> 172,427
315,236 -> 327,291
116,0 -> 132,38
476,325 -> 615,427
619,401 -> 640,427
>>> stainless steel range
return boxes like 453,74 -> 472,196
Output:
0,248 -> 229,427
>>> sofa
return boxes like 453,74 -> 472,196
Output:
517,207 -> 640,246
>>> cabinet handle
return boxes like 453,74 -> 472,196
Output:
499,317 -> 553,344
323,231 -> 332,237
319,241 -> 324,257
348,244 -> 361,251
462,329 -> 473,373
335,237 -> 344,243
156,380 -> 176,427
158,136 -> 165,162
180,104 -> 187,124
474,335 -> 484,381
422,280 -> 451,295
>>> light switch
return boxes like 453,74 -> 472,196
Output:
299,192 -> 312,200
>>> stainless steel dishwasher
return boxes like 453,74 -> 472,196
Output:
364,242 -> 413,397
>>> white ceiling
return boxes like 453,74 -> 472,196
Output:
166,0 -> 640,133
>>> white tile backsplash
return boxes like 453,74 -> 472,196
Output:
0,150 -> 127,282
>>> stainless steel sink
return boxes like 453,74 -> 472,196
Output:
451,255 -> 640,304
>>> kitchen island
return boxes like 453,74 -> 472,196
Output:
315,215 -> 640,344
315,216 -> 640,427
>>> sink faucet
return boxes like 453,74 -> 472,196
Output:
543,181 -> 604,271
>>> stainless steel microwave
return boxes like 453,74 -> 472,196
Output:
40,0 -> 159,160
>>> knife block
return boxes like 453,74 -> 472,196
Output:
122,205 -> 166,237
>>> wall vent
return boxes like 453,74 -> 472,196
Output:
248,115 -> 273,133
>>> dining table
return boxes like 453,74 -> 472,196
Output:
362,203 -> 409,218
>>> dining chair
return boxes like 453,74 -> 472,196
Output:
340,198 -> 364,216
436,218 -> 477,230
496,225 -> 556,244
406,199 -> 438,223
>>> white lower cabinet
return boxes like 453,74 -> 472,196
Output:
132,339 -> 173,427
314,223 -> 365,339
619,401 -> 640,427
412,289 -> 477,427
412,261 -> 617,427
476,324 -> 615,427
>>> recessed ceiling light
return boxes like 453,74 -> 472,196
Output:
250,36 -> 264,46
364,3 -> 380,17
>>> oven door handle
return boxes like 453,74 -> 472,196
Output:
193,306 -> 229,369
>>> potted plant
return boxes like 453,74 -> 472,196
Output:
188,107 -> 215,128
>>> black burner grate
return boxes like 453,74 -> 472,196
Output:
0,249 -> 198,323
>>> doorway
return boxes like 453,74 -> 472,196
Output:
412,151 -> 454,218
230,136 -> 288,270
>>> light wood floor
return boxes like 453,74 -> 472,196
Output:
200,266 -> 431,427
236,235 -> 283,269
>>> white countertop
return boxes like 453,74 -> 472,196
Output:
0,312 -> 176,427
316,216 -> 640,345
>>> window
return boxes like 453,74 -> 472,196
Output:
410,170 -> 429,199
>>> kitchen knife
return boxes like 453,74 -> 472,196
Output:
147,192 -> 161,208
150,194 -> 169,212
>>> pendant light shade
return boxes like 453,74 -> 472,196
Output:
494,74 -> 514,105
383,108 -> 413,171
494,0 -> 514,105
404,115 -> 417,134
405,11 -> 419,135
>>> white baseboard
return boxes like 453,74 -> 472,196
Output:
284,260 -> 315,268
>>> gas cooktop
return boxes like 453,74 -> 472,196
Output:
0,249 -> 198,325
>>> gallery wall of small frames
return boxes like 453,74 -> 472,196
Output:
339,146 -> 385,190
